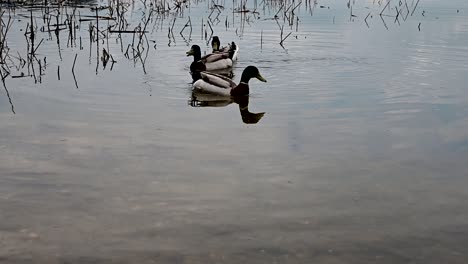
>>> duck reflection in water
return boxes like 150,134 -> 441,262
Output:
189,94 -> 265,124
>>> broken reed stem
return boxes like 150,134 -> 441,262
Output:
394,6 -> 400,24
179,16 -> 192,36
72,53 -> 78,88
206,19 -> 213,39
72,53 -> 78,72
170,16 -> 176,33
411,0 -> 420,16
365,12 -> 371,28
33,38 -> 44,54
296,16 -> 299,32
380,0 -> 391,15
30,9 -> 35,55
38,59 -> 42,77
95,9 -> 99,42
380,13 -> 389,30
260,29 -> 263,50
0,70 -> 15,114
278,24 -> 291,48
280,32 -> 292,47
96,9 -> 100,75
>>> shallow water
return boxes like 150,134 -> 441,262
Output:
1,0 -> 468,263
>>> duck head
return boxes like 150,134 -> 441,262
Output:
186,45 -> 202,61
240,66 -> 267,83
231,66 -> 267,97
211,36 -> 221,52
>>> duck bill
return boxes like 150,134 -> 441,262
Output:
256,74 -> 267,82
186,49 -> 194,56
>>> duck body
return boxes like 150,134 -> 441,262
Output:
192,66 -> 266,97
193,72 -> 236,96
200,54 -> 233,71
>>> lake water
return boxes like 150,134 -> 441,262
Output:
1,0 -> 468,263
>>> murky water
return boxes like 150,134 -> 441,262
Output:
1,0 -> 468,263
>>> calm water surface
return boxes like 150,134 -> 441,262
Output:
1,0 -> 468,263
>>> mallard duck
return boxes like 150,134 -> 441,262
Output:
186,43 -> 238,73
211,36 -> 239,61
211,36 -> 225,53
192,66 -> 266,97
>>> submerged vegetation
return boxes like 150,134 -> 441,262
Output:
0,0 -> 425,114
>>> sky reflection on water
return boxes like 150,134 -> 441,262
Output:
1,0 -> 468,263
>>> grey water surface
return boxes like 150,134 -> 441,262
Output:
1,0 -> 468,263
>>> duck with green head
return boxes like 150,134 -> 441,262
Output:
211,36 -> 239,60
192,66 -> 266,97
186,41 -> 238,75
211,36 -> 223,52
